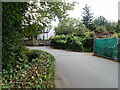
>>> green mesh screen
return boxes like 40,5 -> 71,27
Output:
94,38 -> 118,60
118,38 -> 120,61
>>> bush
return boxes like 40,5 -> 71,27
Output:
81,31 -> 96,52
112,33 -> 120,38
2,48 -> 55,88
66,35 -> 84,52
50,31 -> 96,52
50,35 -> 67,49
50,35 -> 84,52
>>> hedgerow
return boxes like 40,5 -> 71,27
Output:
50,31 -> 96,52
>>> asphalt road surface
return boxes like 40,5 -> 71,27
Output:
27,46 -> 118,88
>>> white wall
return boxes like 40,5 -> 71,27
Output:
37,29 -> 55,40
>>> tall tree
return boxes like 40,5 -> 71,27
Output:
93,16 -> 118,32
81,4 -> 94,29
93,16 -> 108,26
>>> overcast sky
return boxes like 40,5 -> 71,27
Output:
68,0 -> 119,22
51,0 -> 119,27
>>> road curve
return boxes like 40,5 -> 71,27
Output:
27,46 -> 118,88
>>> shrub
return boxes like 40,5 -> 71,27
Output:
50,35 -> 84,52
50,35 -> 67,49
50,31 -> 96,52
2,48 -> 55,88
112,33 -> 120,38
95,25 -> 107,32
81,31 -> 96,52
66,35 -> 84,52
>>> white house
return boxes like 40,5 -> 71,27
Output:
37,27 -> 55,40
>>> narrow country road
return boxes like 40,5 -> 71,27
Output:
27,46 -> 118,88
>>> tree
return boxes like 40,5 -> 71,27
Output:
95,25 -> 107,33
2,1 -> 76,71
93,16 -> 108,28
93,16 -> 108,26
116,20 -> 120,33
93,16 -> 118,32
106,21 -> 117,32
81,4 -> 94,29
23,1 -> 76,37
55,18 -> 88,35
22,1 -> 76,44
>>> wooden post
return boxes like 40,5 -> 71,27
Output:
32,35 -> 34,46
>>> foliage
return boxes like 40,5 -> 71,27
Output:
2,1 -> 75,88
23,2 -> 76,36
50,34 -> 84,51
116,21 -> 120,33
95,25 -> 107,33
112,33 -> 120,38
105,22 -> 116,32
2,2 -> 74,87
93,16 -> 117,32
55,18 -> 75,35
81,31 -> 96,51
50,31 -> 96,52
2,2 -> 28,71
50,35 -> 67,49
55,17 -> 88,35
93,16 -> 108,26
81,4 -> 94,29
2,48 -> 55,88
66,35 -> 84,52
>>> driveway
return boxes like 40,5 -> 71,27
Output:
27,46 -> 118,88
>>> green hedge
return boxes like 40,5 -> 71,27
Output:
66,35 -> 84,51
82,31 -> 96,52
50,32 -> 96,52
2,47 -> 55,88
50,35 -> 67,49
50,35 -> 84,52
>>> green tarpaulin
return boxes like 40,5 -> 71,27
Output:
94,38 -> 120,61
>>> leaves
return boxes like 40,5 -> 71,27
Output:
2,49 -> 55,88
81,4 -> 94,29
55,17 -> 88,35
2,2 -> 28,71
50,32 -> 96,52
23,2 -> 76,36
2,1 -> 75,89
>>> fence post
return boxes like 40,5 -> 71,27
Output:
115,38 -> 118,60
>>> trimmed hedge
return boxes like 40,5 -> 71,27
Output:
2,47 -> 55,88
